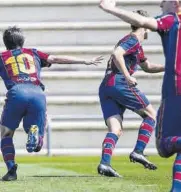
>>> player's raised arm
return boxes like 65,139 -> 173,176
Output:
139,60 -> 165,73
112,46 -> 137,86
36,50 -> 103,67
99,0 -> 158,31
47,55 -> 104,66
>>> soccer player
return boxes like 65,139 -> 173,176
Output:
97,9 -> 164,177
99,0 -> 181,190
0,26 -> 103,181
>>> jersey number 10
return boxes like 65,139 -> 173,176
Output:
5,53 -> 36,76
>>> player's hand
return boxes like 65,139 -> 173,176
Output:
99,0 -> 116,10
85,56 -> 104,66
126,76 -> 137,87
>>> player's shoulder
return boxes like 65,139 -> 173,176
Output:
155,12 -> 175,20
0,48 -> 39,56
118,34 -> 139,46
21,48 -> 41,57
0,50 -> 12,57
0,50 -> 8,55
121,34 -> 138,43
21,47 -> 37,53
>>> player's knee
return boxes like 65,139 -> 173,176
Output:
145,108 -> 156,122
157,148 -> 173,158
112,129 -> 122,137
139,104 -> 156,121
0,125 -> 14,138
108,126 -> 122,137
156,138 -> 174,158
157,148 -> 170,158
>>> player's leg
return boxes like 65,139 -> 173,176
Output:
171,153 -> 181,192
98,114 -> 123,177
156,97 -> 181,157
156,97 -> 181,191
98,85 -> 124,177
100,114 -> 123,164
0,87 -> 26,181
111,85 -> 157,169
23,89 -> 47,153
129,103 -> 157,170
133,104 -> 156,153
0,125 -> 17,181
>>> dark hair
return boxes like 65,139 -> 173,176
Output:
3,26 -> 25,50
131,10 -> 149,31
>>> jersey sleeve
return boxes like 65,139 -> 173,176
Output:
37,50 -> 51,68
138,46 -> 147,64
155,14 -> 175,32
118,36 -> 140,55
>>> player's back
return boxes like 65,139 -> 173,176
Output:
0,48 -> 45,91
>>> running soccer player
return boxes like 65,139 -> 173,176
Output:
99,0 -> 181,190
0,26 -> 103,181
97,9 -> 164,177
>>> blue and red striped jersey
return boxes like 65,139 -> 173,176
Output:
106,34 -> 147,76
0,48 -> 50,90
156,12 -> 181,97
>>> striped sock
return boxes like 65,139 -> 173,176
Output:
171,153 -> 181,192
134,117 -> 155,153
1,137 -> 15,171
100,132 -> 118,165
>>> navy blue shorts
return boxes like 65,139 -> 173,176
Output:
1,84 -> 47,136
99,73 -> 150,121
156,96 -> 181,139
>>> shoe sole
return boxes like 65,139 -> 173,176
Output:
2,165 -> 18,181
26,125 -> 39,153
98,172 -> 121,177
130,155 -> 157,170
97,165 -> 122,178
2,176 -> 17,181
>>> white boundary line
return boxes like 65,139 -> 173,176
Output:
9,148 -> 158,156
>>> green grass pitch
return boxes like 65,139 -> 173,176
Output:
0,155 -> 175,192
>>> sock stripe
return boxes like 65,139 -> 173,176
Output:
134,117 -> 155,153
138,134 -> 149,144
139,129 -> 151,137
174,172 -> 181,182
4,153 -> 15,161
103,138 -> 115,148
103,148 -> 112,156
175,160 -> 181,165
141,122 -> 154,133
171,136 -> 179,143
101,133 -> 118,165
1,137 -> 15,171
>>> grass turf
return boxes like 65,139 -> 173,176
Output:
0,155 -> 175,192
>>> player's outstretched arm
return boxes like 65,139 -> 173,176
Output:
99,0 -> 158,31
139,60 -> 165,73
47,55 -> 104,66
113,46 -> 137,86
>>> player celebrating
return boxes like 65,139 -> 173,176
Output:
97,9 -> 165,177
99,0 -> 181,190
0,26 -> 103,181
